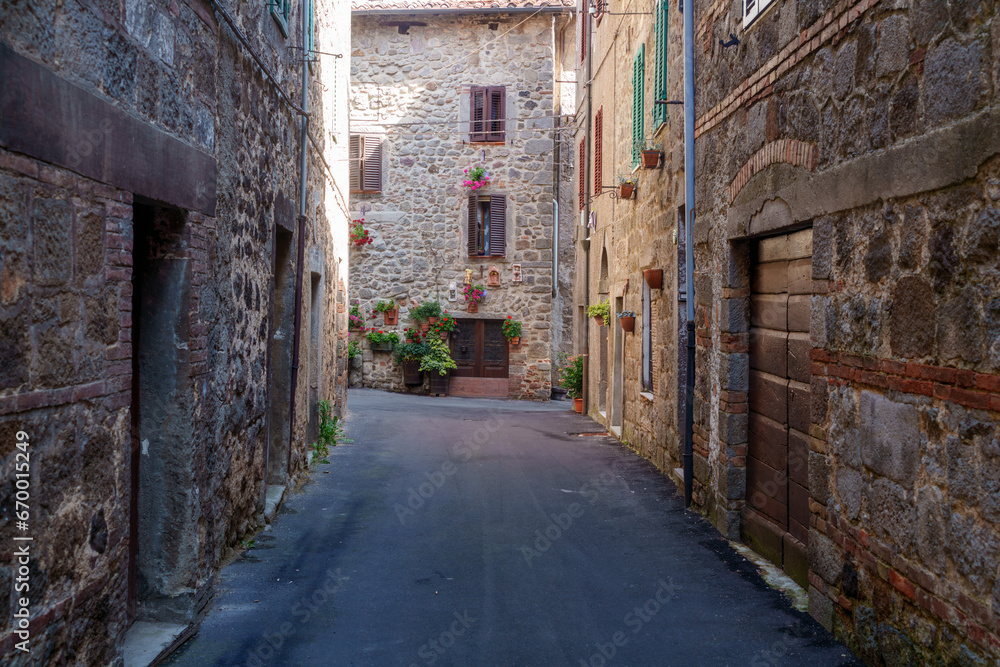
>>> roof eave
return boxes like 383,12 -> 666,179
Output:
352,5 -> 574,17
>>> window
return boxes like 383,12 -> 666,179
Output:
594,107 -> 603,195
270,0 -> 290,37
642,280 -> 652,392
632,44 -> 645,168
743,0 -> 776,27
578,139 -> 586,210
470,87 -> 506,142
349,134 -> 383,193
307,0 -> 315,54
467,194 -> 506,257
652,0 -> 669,128
580,10 -> 588,63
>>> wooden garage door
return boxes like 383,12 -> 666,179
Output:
744,228 -> 812,588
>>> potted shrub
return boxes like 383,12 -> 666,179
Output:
374,299 -> 399,326
559,355 -> 585,413
502,316 -> 522,346
348,301 -> 364,331
394,341 -> 430,386
587,300 -> 610,326
618,175 -> 637,200
411,300 -> 442,332
462,165 -> 490,190
365,330 -> 399,352
618,310 -> 636,333
463,283 -> 485,313
419,336 -> 457,395
643,268 -> 663,290
349,219 -> 373,246
429,311 -> 457,340
636,138 -> 664,169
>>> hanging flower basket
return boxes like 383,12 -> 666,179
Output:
619,183 -> 636,199
643,268 -> 663,290
509,336 -> 520,346
463,165 -> 490,190
618,311 -> 636,333
350,219 -> 373,247
468,301 -> 479,313
463,283 -> 485,312
641,150 -> 663,169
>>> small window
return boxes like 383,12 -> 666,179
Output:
642,280 -> 652,392
578,139 -> 586,210
468,194 -> 506,257
632,44 -> 645,168
580,10 -> 588,63
743,0 -> 776,27
470,86 -> 506,143
349,134 -> 383,193
307,0 -> 315,54
270,0 -> 291,37
594,107 -> 603,195
652,0 -> 669,127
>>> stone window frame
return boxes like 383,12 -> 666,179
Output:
270,0 -> 291,38
743,0 -> 777,28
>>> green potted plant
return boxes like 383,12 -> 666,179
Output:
587,300 -> 610,326
374,299 -> 399,326
463,283 -> 485,313
559,355 -> 584,413
617,174 -> 637,199
419,336 -> 457,395
365,330 -> 399,352
502,316 -> 522,346
394,341 -> 430,386
411,301 -> 442,332
618,310 -> 636,333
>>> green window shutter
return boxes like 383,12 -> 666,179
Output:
652,0 -> 669,127
632,44 -> 645,168
308,0 -> 315,53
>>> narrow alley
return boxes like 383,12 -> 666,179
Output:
164,389 -> 858,666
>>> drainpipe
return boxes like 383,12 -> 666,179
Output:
682,0 -> 695,508
580,1 -> 593,413
288,1 -> 310,476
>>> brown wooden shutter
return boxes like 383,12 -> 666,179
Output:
487,87 -> 505,142
470,87 -> 487,142
594,107 -> 603,195
349,135 -> 362,191
489,195 -> 506,257
580,11 -> 587,63
362,136 -> 382,192
468,194 -> 478,256
578,139 -> 586,210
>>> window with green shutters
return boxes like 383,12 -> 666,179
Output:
632,44 -> 645,168
652,0 -> 669,128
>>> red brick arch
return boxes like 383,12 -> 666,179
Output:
728,139 -> 818,203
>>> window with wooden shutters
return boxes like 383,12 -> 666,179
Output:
580,10 -> 587,63
632,44 -> 645,168
349,134 -> 383,193
594,107 -> 603,196
642,280 -> 652,392
270,0 -> 290,37
652,0 -> 669,128
468,194 -> 506,257
578,139 -> 586,210
470,86 -> 506,142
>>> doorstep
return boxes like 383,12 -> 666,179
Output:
122,621 -> 197,667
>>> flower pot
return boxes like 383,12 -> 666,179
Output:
372,343 -> 392,352
619,183 -> 635,199
643,268 -> 663,290
574,397 -> 583,413
619,315 -> 635,332
509,336 -> 520,346
439,331 -> 448,341
641,150 -> 662,169
429,371 -> 450,396
420,322 -> 430,333
402,359 -> 423,386
428,316 -> 438,325
467,301 -> 479,313
593,315 -> 605,326
383,308 -> 398,326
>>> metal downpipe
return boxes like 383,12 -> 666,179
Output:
682,0 -> 696,508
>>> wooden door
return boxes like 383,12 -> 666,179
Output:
451,319 -> 508,378
745,228 -> 812,588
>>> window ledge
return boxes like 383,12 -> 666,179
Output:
640,391 -> 654,403
468,141 -> 506,146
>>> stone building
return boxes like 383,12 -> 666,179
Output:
577,0 -> 1000,662
348,0 -> 577,399
0,0 -> 350,662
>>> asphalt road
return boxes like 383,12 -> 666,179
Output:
164,388 -> 860,667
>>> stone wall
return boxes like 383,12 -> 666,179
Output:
0,0 -> 350,661
691,0 -> 1000,662
349,9 -> 576,399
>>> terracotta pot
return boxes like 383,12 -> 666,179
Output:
439,331 -> 448,340
643,268 -> 663,290
641,150 -> 662,169
383,308 -> 398,326
619,315 -> 635,332
429,372 -> 450,396
428,316 -> 438,325
619,183 -> 635,199
509,336 -> 520,346
593,315 -> 604,326
402,359 -> 423,386
420,322 -> 430,333
468,301 -> 479,313
574,397 -> 583,413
